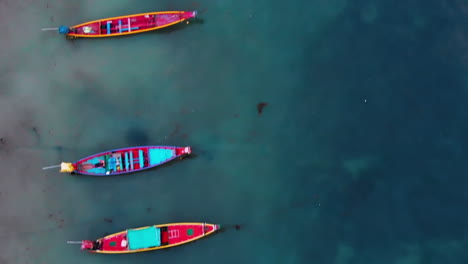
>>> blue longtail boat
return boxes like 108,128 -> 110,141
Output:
43,146 -> 191,176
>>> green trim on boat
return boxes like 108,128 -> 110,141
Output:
187,228 -> 194,236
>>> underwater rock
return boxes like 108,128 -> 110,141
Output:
125,127 -> 149,145
257,102 -> 268,115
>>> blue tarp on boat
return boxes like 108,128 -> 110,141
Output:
128,226 -> 161,250
149,148 -> 176,166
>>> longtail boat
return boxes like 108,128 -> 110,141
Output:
43,145 -> 191,176
42,11 -> 197,38
68,222 -> 220,254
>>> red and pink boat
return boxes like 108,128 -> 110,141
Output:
42,11 -> 197,39
69,222 -> 220,254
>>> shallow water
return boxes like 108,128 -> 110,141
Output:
1,0 -> 468,263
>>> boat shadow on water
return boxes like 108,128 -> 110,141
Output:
69,154 -> 195,177
125,127 -> 150,146
61,17 -> 205,42
150,152 -> 196,171
151,18 -> 205,35
216,224 -> 244,234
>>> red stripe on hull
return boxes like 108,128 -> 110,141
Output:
133,150 -> 141,170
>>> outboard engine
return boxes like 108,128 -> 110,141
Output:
58,26 -> 70,34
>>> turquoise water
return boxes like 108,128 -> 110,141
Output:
1,0 -> 468,263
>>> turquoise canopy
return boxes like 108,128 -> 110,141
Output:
149,148 -> 175,165
127,226 -> 161,250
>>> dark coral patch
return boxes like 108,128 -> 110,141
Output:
256,102 -> 268,115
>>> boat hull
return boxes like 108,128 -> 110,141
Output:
66,11 -> 197,38
82,222 -> 220,254
67,145 -> 191,176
